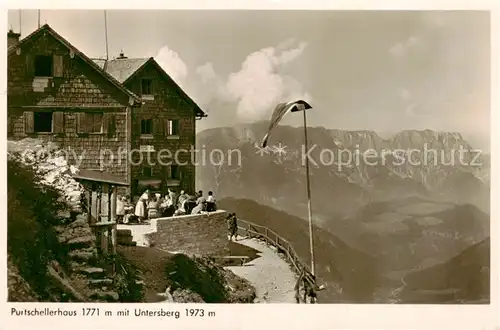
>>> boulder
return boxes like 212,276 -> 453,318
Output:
90,291 -> 119,302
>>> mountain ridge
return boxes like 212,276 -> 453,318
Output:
197,123 -> 490,219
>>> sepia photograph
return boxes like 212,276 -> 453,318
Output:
6,8 -> 490,307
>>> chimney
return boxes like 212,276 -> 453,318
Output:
8,29 -> 21,48
117,50 -> 127,59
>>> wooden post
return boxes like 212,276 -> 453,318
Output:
101,183 -> 109,222
107,184 -> 112,223
96,184 -> 102,223
111,222 -> 117,255
110,185 -> 117,223
87,184 -> 92,225
101,227 -> 108,256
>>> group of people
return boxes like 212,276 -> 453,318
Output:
115,189 -> 218,224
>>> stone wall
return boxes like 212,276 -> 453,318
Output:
148,210 -> 229,256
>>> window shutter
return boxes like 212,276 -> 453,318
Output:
162,119 -> 168,136
7,116 -> 12,135
175,119 -> 181,135
102,113 -> 109,134
135,117 -> 142,135
107,114 -> 116,137
24,111 -> 34,134
155,118 -> 164,135
25,54 -> 34,77
76,112 -> 87,133
53,112 -> 65,133
53,54 -> 64,78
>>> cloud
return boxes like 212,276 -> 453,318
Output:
154,39 -> 311,122
399,88 -> 412,101
389,35 -> 422,58
389,12 -> 451,59
225,40 -> 310,121
405,103 -> 418,116
154,45 -> 188,87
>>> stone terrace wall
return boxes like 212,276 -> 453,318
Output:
149,210 -> 229,256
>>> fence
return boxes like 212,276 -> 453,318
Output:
236,218 -> 315,286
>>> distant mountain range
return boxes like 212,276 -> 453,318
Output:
196,123 -> 490,221
199,123 -> 490,303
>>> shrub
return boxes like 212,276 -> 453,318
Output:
110,253 -> 144,302
7,158 -> 69,300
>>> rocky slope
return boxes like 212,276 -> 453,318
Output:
8,139 -> 134,302
197,123 -> 490,220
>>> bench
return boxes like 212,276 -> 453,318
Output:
211,255 -> 250,266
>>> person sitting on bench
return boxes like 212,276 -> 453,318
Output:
206,191 -> 217,212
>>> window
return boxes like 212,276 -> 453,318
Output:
34,112 -> 53,133
142,167 -> 154,177
169,165 -> 180,179
141,79 -> 153,95
87,113 -> 103,133
34,55 -> 53,77
167,119 -> 180,135
141,119 -> 153,135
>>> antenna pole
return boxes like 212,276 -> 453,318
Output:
19,10 -> 22,35
104,10 -> 109,60
37,10 -> 40,28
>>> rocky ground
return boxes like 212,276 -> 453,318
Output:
7,139 -> 138,302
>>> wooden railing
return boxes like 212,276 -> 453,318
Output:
236,218 -> 312,279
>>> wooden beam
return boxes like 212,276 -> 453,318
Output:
87,188 -> 92,225
19,105 -> 127,110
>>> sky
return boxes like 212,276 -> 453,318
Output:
8,10 -> 491,150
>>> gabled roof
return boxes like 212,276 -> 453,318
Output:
101,58 -> 149,83
8,24 -> 141,106
94,56 -> 206,118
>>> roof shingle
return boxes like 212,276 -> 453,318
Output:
100,58 -> 149,83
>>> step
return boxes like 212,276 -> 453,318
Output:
118,241 -> 137,246
89,278 -> 113,288
117,229 -> 132,237
80,267 -> 106,279
69,251 -> 95,262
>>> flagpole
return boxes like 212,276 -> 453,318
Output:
302,107 -> 315,276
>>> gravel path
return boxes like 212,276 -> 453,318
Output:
225,236 -> 297,303
120,224 -> 297,303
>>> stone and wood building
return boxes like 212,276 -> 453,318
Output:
7,24 -> 206,197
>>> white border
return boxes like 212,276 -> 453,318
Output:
1,1 -> 498,329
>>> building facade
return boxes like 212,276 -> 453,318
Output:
95,54 -> 206,196
7,25 -> 206,197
